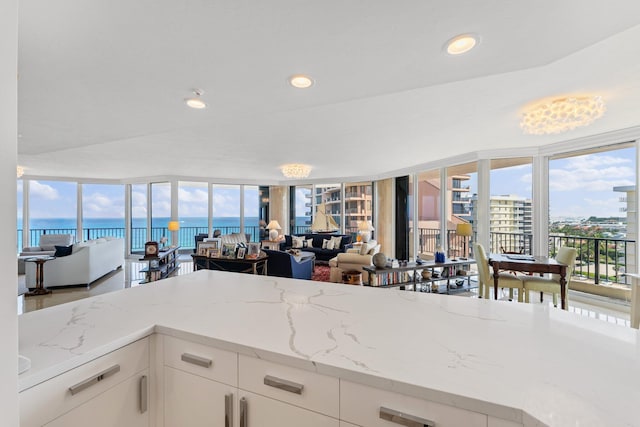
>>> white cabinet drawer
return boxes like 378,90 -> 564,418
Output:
20,337 -> 149,427
240,391 -> 339,427
238,354 -> 339,418
340,380 -> 487,427
164,335 -> 237,387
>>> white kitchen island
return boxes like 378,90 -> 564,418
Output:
17,270 -> 640,426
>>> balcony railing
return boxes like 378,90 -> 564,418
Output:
416,229 -> 635,288
19,225 -> 264,252
19,226 -> 636,289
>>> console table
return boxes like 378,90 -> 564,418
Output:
192,254 -> 268,275
139,246 -> 180,283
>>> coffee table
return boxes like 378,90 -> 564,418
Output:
24,256 -> 56,296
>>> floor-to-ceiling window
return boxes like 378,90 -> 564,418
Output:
17,179 -> 23,251
344,181 -> 373,240
28,180 -> 78,245
447,163 -> 477,258
212,184 -> 241,234
244,185 -> 259,241
131,184 -> 148,252
489,158 -> 533,254
151,182 -> 170,245
549,143 -> 636,286
82,184 -> 125,241
292,186 -> 312,235
178,181 -> 208,249
413,170 -> 442,260
313,184 -> 342,231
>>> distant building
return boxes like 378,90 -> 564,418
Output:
471,194 -> 532,253
613,185 -> 637,279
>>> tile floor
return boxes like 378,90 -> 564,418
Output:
17,257 -> 631,328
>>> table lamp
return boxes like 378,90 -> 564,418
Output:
456,223 -> 473,259
168,220 -> 180,247
266,220 -> 281,241
358,220 -> 375,243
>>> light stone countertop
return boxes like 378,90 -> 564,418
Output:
18,270 -> 640,426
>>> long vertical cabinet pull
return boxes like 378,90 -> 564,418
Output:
240,396 -> 248,427
225,393 -> 233,427
379,407 -> 435,427
139,375 -> 148,414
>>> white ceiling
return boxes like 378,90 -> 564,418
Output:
17,0 -> 640,183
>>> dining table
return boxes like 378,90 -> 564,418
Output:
488,253 -> 569,309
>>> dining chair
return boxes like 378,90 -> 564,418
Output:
522,246 -> 577,308
474,243 -> 525,301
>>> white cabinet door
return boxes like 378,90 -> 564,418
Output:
164,366 -> 236,427
45,369 -> 149,427
240,391 -> 339,427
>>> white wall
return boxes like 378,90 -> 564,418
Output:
0,0 -> 19,424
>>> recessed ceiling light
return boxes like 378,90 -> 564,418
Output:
185,89 -> 207,109
289,75 -> 314,89
445,34 -> 479,55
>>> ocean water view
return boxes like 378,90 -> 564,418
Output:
17,217 -> 312,251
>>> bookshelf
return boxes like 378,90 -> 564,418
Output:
139,246 -> 180,283
362,258 -> 477,294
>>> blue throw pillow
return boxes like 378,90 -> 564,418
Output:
54,245 -> 73,257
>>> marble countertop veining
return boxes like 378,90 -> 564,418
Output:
18,270 -> 640,426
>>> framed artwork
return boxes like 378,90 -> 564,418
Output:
197,241 -> 218,256
206,248 -> 220,258
237,247 -> 246,259
222,243 -> 237,258
246,242 -> 261,259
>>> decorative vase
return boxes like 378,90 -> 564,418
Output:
372,253 -> 387,268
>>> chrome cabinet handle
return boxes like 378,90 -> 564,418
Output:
380,407 -> 435,427
263,375 -> 304,395
139,375 -> 148,414
225,393 -> 233,427
181,353 -> 213,368
68,364 -> 120,396
240,397 -> 247,427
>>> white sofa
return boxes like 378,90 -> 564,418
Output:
25,237 -> 124,288
18,234 -> 75,274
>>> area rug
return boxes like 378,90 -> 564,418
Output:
312,265 -> 331,282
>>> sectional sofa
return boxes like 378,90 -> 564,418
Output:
278,233 -> 352,262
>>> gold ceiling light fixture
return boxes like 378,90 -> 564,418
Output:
520,95 -> 606,135
289,75 -> 314,89
16,165 -> 24,178
445,34 -> 479,55
185,88 -> 207,109
281,163 -> 311,178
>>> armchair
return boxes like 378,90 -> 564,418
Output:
262,249 -> 313,280
329,240 -> 380,283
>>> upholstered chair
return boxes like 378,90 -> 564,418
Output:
474,243 -> 525,301
522,246 -> 577,308
329,240 -> 380,283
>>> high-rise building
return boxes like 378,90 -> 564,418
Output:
470,194 -> 532,253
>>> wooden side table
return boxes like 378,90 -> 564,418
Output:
25,256 -> 56,296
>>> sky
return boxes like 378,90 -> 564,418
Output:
17,147 -> 636,220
